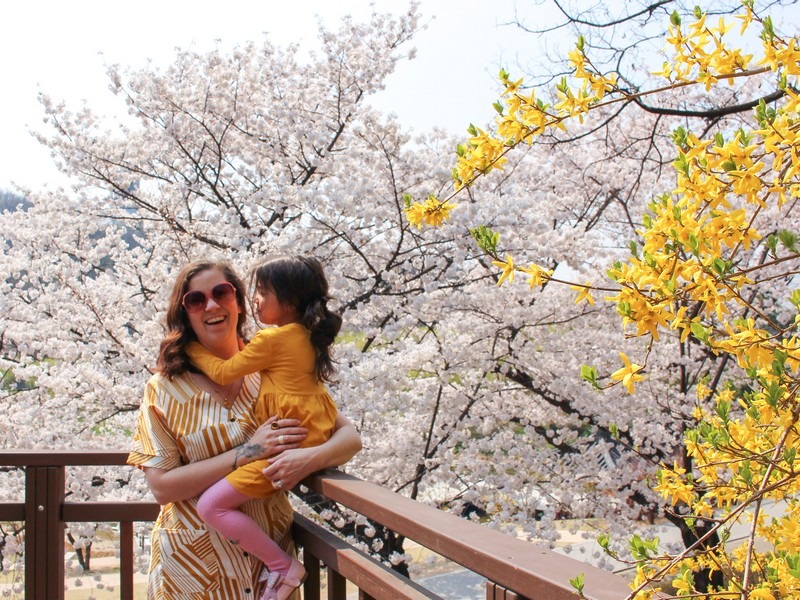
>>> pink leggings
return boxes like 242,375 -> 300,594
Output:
196,479 -> 292,573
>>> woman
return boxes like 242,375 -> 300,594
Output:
127,260 -> 361,599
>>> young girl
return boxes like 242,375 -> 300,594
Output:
187,255 -> 342,600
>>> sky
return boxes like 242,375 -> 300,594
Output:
0,0 -> 546,191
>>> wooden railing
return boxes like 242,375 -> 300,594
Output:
0,451 -> 633,599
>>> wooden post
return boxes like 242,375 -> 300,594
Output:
25,465 -> 65,600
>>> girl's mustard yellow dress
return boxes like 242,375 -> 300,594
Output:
187,322 -> 338,497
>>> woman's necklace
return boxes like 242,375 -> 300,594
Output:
193,373 -> 243,410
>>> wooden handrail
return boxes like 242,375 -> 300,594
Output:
305,468 -> 630,600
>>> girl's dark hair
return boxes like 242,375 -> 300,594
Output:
250,255 -> 342,382
157,260 -> 248,378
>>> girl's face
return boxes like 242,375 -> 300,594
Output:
184,268 -> 242,357
254,285 -> 298,327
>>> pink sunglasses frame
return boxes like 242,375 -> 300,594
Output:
181,282 -> 237,313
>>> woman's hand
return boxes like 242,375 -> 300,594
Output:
241,416 -> 307,463
262,413 -> 361,491
262,447 -> 319,491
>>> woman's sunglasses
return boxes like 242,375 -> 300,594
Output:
182,282 -> 237,313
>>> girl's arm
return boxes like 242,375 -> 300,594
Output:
262,413 -> 362,490
144,416 -> 307,504
186,330 -> 277,384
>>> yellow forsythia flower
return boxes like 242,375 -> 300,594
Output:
491,254 -> 515,286
405,196 -> 455,229
522,263 -> 552,289
570,282 -> 595,305
695,382 -> 712,400
610,352 -> 644,394
749,588 -> 776,600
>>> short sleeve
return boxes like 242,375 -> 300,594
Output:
127,377 -> 182,471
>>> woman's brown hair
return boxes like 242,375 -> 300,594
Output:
156,260 -> 248,378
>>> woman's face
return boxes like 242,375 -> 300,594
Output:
184,268 -> 242,357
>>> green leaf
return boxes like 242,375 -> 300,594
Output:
581,365 -> 599,389
597,533 -> 610,550
715,399 -> 730,423
670,10 -> 682,27
790,289 -> 800,310
711,258 -> 730,275
778,229 -> 798,252
569,573 -> 585,595
765,380 -> 783,408
721,159 -> 738,172
766,234 -> 779,257
691,322 -> 709,343
673,151 -> 690,176
739,460 -> 753,486
761,15 -> 775,43
671,126 -> 689,150
469,225 -> 500,254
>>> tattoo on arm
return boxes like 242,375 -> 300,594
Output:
232,443 -> 262,470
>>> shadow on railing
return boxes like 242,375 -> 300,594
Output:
0,451 -> 632,600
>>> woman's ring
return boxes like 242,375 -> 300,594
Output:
275,480 -> 283,489
279,435 -> 286,445
271,421 -> 280,430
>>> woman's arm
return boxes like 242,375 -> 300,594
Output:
262,413 -> 362,490
144,416 -> 307,504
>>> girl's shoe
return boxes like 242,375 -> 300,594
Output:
261,558 -> 306,600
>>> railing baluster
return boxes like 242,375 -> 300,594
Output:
487,581 -> 522,599
120,521 -> 134,600
328,567 -> 347,599
303,550 -> 321,600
